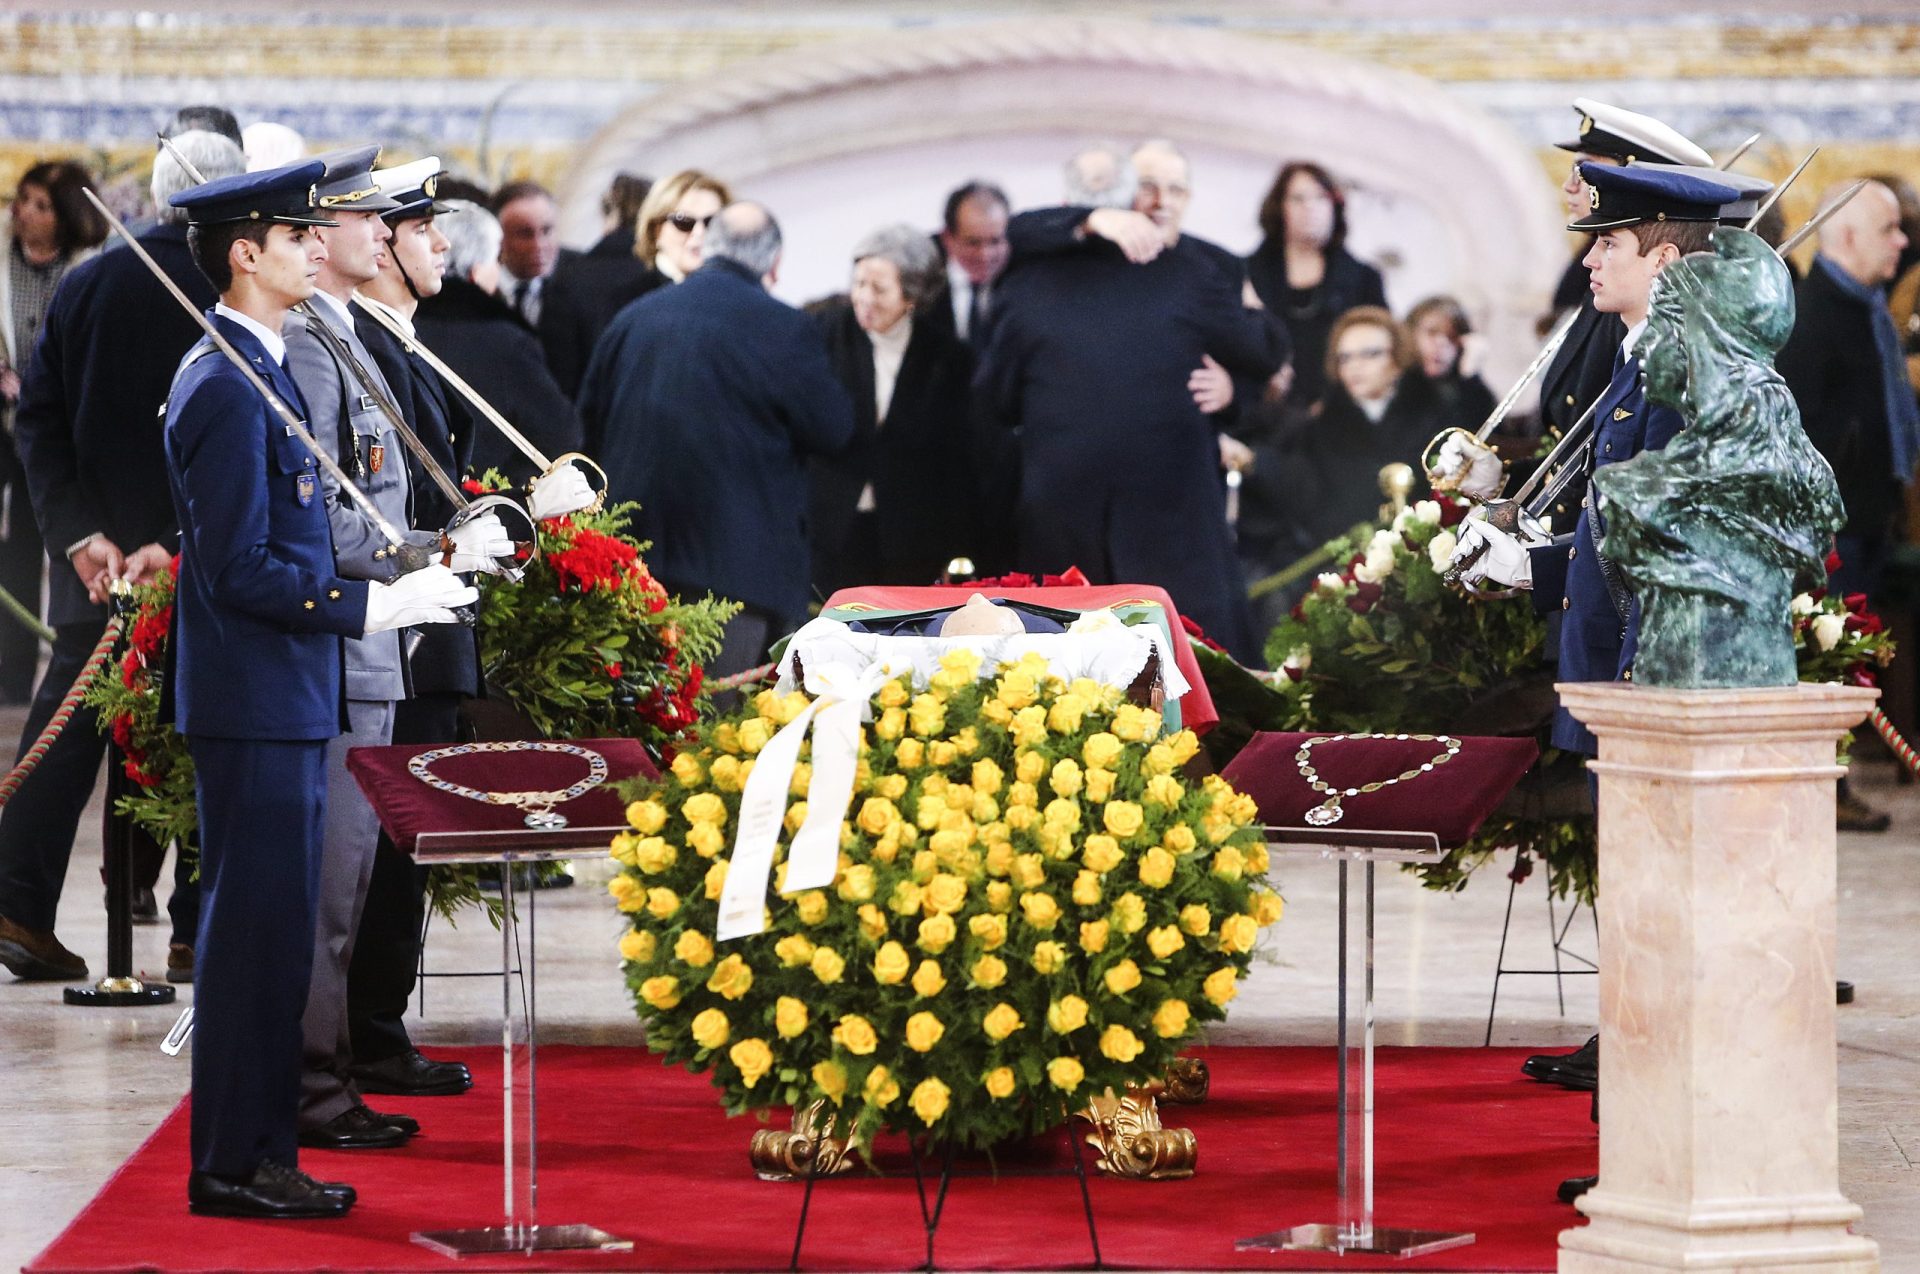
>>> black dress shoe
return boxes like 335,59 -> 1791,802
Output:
1522,1033 -> 1598,1090
350,1049 -> 473,1097
364,1104 -> 420,1137
298,1103 -> 412,1150
188,1161 -> 352,1219
291,1166 -> 357,1205
1558,1173 -> 1598,1205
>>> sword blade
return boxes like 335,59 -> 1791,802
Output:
1471,305 -> 1582,443
1512,386 -> 1608,510
1745,146 -> 1820,232
1717,132 -> 1763,170
1777,179 -> 1869,258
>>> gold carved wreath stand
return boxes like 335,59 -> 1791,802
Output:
750,1057 -> 1206,1182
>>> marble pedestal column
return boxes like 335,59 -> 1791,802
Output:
1554,682 -> 1879,1274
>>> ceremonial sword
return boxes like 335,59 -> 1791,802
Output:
82,187 -> 436,574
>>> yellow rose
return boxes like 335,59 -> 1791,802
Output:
877,677 -> 910,709
1161,824 -> 1197,855
1083,768 -> 1115,804
1144,774 -> 1185,808
1099,1024 -> 1145,1063
1146,924 -> 1185,959
982,1001 -> 1025,1041
970,758 -> 1004,795
1047,693 -> 1089,735
837,863 -> 876,903
618,929 -> 655,964
1047,995 -> 1089,1034
708,754 -> 743,792
775,995 -> 809,1039
1036,825 -> 1071,861
1010,705 -> 1049,748
1244,841 -> 1271,876
1229,792 -> 1260,827
1167,730 -> 1200,764
871,940 -> 911,985
858,903 -> 889,943
645,887 -> 680,919
969,793 -> 1000,826
607,874 -> 640,907
1252,889 -> 1285,926
1203,965 -> 1240,1006
928,740 -> 958,768
1082,835 -> 1123,874
1082,731 -> 1124,771
729,1037 -> 773,1087
1012,853 -> 1046,890
938,646 -> 983,681
833,1014 -> 879,1055
707,953 -> 754,1000
1007,781 -> 1039,811
1211,845 -> 1246,881
639,975 -> 681,1010
610,832 -> 639,866
1012,752 -> 1045,787
1073,870 -> 1102,907
984,1066 -> 1017,1100
909,1077 -> 952,1126
774,933 -> 816,968
1110,891 -> 1147,935
872,825 -> 903,864
1153,998 -> 1192,1038
1180,903 -> 1212,936
1020,891 -> 1062,930
996,668 -> 1040,711
876,773 -> 909,800
1112,704 -> 1162,742
968,912 -> 1008,950
1217,913 -> 1259,955
737,717 -> 772,755
634,836 -> 676,875
626,799 -> 668,834
924,873 -> 968,915
855,797 -> 899,838
1103,958 -> 1142,996
1031,940 -> 1067,974
691,1007 -> 730,1050
970,954 -> 1007,989
1103,801 -> 1145,839
911,959 -> 947,998
674,929 -> 715,968
908,693 -> 946,737
1079,919 -> 1110,953
985,880 -> 1013,912
917,912 -> 957,953
682,792 -> 728,826
1043,797 -> 1082,831
890,879 -> 923,916
804,947 -> 844,989
875,706 -> 906,740
687,823 -> 725,859
670,752 -> 704,787
1135,846 -> 1174,889
864,1064 -> 900,1107
812,1059 -> 848,1103
1047,1056 -> 1086,1092
905,1010 -> 946,1052
794,890 -> 829,925
1049,758 -> 1083,798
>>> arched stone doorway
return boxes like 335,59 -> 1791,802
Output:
559,17 -> 1562,386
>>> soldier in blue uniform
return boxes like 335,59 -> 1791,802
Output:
164,159 -> 476,1219
1448,160 -> 1741,1206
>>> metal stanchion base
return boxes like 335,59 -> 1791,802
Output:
1236,1222 -> 1476,1257
64,976 -> 176,1007
411,1224 -> 632,1258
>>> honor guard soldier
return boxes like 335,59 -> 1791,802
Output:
164,159 -> 475,1218
1448,160 -> 1739,1206
1538,99 -> 1713,530
280,146 -> 514,1153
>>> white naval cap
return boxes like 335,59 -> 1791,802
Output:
1637,162 -> 1774,222
1556,98 -> 1713,169
370,155 -> 451,221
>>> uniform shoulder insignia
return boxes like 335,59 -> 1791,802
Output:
1612,407 -> 1632,421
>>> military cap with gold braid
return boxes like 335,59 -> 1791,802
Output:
309,144 -> 403,214
1568,162 -> 1740,233
1555,97 -> 1712,168
370,155 -> 452,222
168,156 -> 339,227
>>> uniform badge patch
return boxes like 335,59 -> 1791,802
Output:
297,473 -> 317,506
1612,407 -> 1632,421
369,443 -> 385,474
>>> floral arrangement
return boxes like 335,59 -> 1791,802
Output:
469,477 -> 733,753
609,649 -> 1284,1151
1792,556 -> 1894,689
83,561 -> 199,851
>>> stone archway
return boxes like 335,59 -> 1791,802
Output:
559,17 -> 1562,385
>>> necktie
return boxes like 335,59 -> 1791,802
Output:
967,285 -> 987,342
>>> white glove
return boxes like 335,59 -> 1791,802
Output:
364,562 -> 479,635
528,464 -> 596,520
1447,512 -> 1547,590
1434,433 -> 1506,501
443,512 -> 515,573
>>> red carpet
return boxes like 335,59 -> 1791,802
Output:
31,1045 -> 1594,1272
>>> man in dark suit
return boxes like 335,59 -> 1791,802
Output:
493,180 -> 576,331
579,201 -> 854,673
415,200 -> 581,487
923,181 -> 1010,348
162,157 -> 474,1219
976,152 -> 1287,663
538,172 -> 651,396
0,130 -> 246,983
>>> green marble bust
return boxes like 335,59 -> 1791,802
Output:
1593,228 -> 1846,688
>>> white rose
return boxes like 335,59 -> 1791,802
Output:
1367,528 -> 1403,556
1413,499 -> 1442,526
1811,613 -> 1846,652
1315,572 -> 1347,593
1789,593 -> 1817,618
1428,530 -> 1459,573
1281,645 -> 1311,673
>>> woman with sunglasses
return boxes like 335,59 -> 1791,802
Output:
542,169 -> 733,397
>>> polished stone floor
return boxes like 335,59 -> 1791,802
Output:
1,723 -> 1915,1271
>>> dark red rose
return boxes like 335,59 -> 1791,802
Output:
1348,581 -> 1383,612
1436,495 -> 1468,527
1825,549 -> 1842,576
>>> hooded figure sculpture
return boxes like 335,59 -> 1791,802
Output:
1594,227 -> 1846,687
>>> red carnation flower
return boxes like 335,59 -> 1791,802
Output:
1825,549 -> 1843,576
605,661 -> 623,679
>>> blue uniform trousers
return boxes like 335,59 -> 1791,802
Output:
186,734 -> 326,1178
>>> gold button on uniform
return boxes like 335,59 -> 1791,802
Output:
1565,394 -> 1575,406
1562,598 -> 1570,611
304,600 -> 316,610
1568,546 -> 1577,560
1623,669 -> 1634,682
328,589 -> 341,600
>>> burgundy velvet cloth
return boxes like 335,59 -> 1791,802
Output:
345,738 -> 658,853
1222,732 -> 1538,848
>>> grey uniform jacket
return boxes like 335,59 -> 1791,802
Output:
284,298 -> 439,703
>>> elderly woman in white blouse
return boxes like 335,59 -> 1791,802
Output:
807,224 -> 982,596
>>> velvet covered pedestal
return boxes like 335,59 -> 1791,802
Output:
1554,683 -> 1880,1274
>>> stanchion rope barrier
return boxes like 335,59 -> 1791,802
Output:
0,616 -> 123,807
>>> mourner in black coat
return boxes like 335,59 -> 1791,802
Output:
538,229 -> 669,399
976,234 -> 1286,662
414,273 -> 580,486
578,253 -> 855,638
